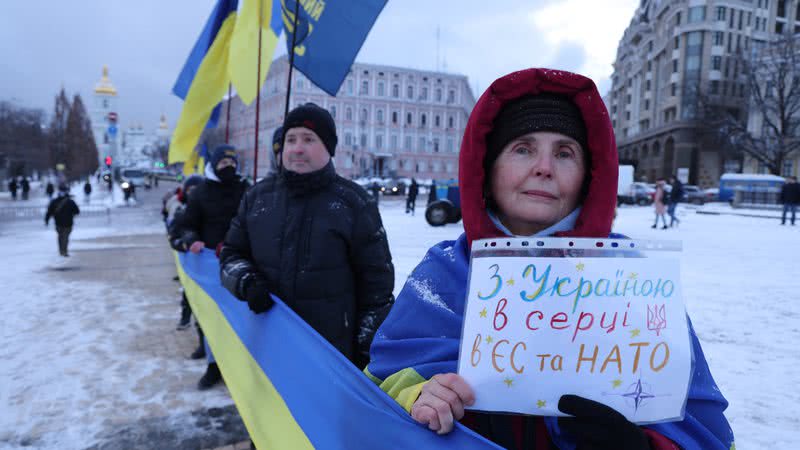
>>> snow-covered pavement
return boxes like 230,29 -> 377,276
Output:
1,197 -> 798,449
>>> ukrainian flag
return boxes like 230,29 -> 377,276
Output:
176,250 -> 500,449
228,0 -> 283,105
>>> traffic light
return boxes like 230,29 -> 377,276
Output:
104,156 -> 112,167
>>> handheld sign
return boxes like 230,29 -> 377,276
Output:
457,238 -> 692,424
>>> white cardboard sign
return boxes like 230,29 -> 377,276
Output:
457,238 -> 692,424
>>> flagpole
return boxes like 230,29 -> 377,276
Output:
253,0 -> 264,181
225,83 -> 232,143
283,0 -> 301,121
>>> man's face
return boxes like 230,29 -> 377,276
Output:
282,127 -> 331,174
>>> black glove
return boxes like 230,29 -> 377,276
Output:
170,237 -> 188,252
558,395 -> 650,450
243,275 -> 274,314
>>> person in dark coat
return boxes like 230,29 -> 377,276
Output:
780,175 -> 800,225
405,178 -> 419,215
167,175 -> 205,330
668,176 -> 683,227
219,102 -> 395,371
83,180 -> 92,204
171,145 -> 250,389
45,184 -> 80,257
20,177 -> 30,200
46,182 -> 55,199
8,178 -> 18,200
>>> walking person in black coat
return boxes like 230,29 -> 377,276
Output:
20,177 -> 30,200
171,145 -> 250,390
83,180 -> 92,204
220,103 -> 395,371
667,175 -> 684,227
780,176 -> 800,225
8,178 -> 18,200
45,184 -> 80,257
46,181 -> 55,199
406,178 -> 419,215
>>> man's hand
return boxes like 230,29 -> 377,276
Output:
558,395 -> 651,450
411,373 -> 475,435
244,276 -> 274,314
189,241 -> 204,254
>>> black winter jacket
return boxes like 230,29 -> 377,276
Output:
219,162 -> 395,368
172,176 -> 249,249
45,195 -> 80,227
780,182 -> 800,204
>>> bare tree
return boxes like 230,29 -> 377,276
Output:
702,36 -> 800,175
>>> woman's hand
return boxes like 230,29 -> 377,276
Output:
411,373 -> 475,435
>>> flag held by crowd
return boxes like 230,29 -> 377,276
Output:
176,250 -> 501,450
282,0 -> 388,96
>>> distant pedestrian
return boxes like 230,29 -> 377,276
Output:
406,178 -> 419,215
122,182 -> 135,205
83,180 -> 92,204
652,178 -> 668,230
668,175 -> 683,227
45,184 -> 80,257
8,178 -> 18,200
46,182 -> 55,199
20,177 -> 30,200
428,180 -> 437,205
370,181 -> 381,205
780,176 -> 800,225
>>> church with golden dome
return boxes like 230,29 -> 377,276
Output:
91,66 -> 118,167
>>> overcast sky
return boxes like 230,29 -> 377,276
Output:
0,0 -> 638,131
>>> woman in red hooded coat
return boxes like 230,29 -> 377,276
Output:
365,69 -> 734,450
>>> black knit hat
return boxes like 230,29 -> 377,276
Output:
209,144 -> 239,168
485,93 -> 587,171
283,103 -> 338,156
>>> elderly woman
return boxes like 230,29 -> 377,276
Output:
365,69 -> 734,450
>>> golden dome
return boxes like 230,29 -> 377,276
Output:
94,66 -> 117,96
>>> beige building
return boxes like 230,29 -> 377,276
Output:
221,55 -> 476,179
608,0 -> 799,187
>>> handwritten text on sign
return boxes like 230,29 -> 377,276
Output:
457,248 -> 691,424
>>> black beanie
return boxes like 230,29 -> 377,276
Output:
484,93 -> 588,171
283,103 -> 338,156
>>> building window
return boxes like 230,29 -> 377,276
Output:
778,0 -> 787,17
675,11 -> 682,26
646,79 -> 651,90
345,132 -> 353,146
405,136 -> 412,150
330,105 -> 337,118
420,113 -> 427,127
347,79 -> 354,95
673,60 -> 678,73
711,80 -> 719,94
674,36 -> 680,50
360,134 -> 367,148
626,111 -> 631,121
296,78 -> 304,89
435,88 -> 442,102
713,56 -> 722,70
376,134 -> 383,149
421,87 -> 428,100
776,22 -> 784,34
717,6 -> 726,21
418,137 -> 426,152
406,112 -> 413,125
434,115 -> 441,127
447,138 -> 454,152
360,108 -> 368,122
447,89 -> 455,103
448,116 -> 454,128
407,85 -> 414,99
346,107 -> 353,121
392,111 -> 398,124
688,6 -> 705,23
647,61 -> 652,71
644,99 -> 650,110
377,81 -> 385,96
392,84 -> 399,98
377,109 -> 384,124
648,41 -> 653,52
433,138 -> 440,152
360,80 -> 368,95
390,134 -> 398,150
714,31 -> 724,46
671,83 -> 677,96
782,159 -> 794,176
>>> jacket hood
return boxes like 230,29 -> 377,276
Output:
459,68 -> 618,244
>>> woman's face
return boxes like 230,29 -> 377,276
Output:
489,131 -> 587,235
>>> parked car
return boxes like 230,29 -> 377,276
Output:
620,182 -> 654,206
425,179 -> 461,226
682,185 -> 706,204
703,188 -> 719,202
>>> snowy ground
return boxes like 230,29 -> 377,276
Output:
1,195 -> 798,448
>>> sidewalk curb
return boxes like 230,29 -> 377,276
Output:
696,210 -> 781,220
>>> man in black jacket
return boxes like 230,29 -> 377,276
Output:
780,176 -> 800,225
220,103 -> 395,371
171,144 -> 249,389
668,176 -> 684,227
45,184 -> 80,257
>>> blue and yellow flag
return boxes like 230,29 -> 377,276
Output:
229,0 -> 283,105
176,250 -> 501,450
169,0 -> 238,169
281,0 -> 387,96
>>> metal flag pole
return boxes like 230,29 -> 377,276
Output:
283,0 -> 301,121
253,0 -> 264,181
225,83 -> 232,143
